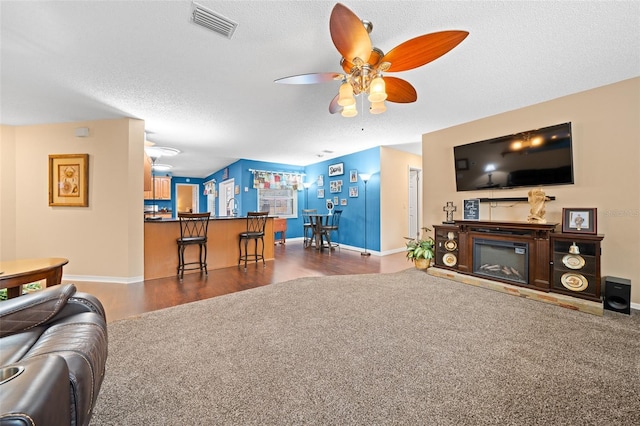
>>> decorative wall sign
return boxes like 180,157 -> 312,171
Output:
328,162 -> 344,176
48,154 -> 89,207
463,199 -> 480,220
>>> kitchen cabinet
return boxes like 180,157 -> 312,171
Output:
144,176 -> 172,200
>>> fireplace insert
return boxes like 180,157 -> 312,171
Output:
473,239 -> 528,285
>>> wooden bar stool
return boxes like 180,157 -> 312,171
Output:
176,212 -> 210,279
238,212 -> 268,271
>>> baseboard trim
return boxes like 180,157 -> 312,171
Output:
63,274 -> 143,284
428,267 -> 604,316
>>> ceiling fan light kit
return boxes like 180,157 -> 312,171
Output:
275,3 -> 469,118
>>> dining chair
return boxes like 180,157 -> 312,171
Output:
301,209 -> 317,248
323,209 -> 342,250
238,212 -> 268,271
176,212 -> 211,279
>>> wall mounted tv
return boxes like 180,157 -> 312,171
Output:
453,122 -> 574,192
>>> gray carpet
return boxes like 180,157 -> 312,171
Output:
90,269 -> 640,425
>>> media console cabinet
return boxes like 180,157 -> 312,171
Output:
434,221 -> 604,302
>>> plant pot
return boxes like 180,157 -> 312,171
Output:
414,258 -> 430,270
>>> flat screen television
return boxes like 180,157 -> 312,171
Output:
453,122 -> 574,192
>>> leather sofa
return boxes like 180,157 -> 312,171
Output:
0,284 -> 108,426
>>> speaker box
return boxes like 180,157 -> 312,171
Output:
603,276 -> 631,315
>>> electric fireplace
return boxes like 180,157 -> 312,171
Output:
473,238 -> 529,285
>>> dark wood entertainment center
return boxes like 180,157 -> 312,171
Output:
434,221 -> 604,302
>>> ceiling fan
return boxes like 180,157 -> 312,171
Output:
275,3 -> 469,117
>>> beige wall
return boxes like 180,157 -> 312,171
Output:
380,146 -> 423,252
423,77 -> 640,305
0,126 -> 18,260
0,118 -> 145,282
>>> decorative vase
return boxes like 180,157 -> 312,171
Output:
415,258 -> 430,270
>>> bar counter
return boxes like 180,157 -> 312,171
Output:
144,216 -> 275,280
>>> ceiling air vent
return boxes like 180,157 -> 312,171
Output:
190,2 -> 238,39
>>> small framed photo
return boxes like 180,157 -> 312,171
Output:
562,208 -> 597,234
340,198 -> 347,206
329,179 -> 342,193
317,174 -> 324,187
49,154 -> 89,207
317,188 -> 325,198
328,162 -> 344,177
349,169 -> 358,183
349,186 -> 358,198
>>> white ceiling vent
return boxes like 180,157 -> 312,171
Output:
190,2 -> 238,39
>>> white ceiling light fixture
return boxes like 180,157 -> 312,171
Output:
144,146 -> 180,162
190,2 -> 238,39
152,164 -> 173,172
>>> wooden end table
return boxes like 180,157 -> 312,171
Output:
0,258 -> 69,299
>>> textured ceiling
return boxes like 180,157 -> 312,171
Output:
2,1 -> 638,178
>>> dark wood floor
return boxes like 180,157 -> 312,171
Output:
71,241 -> 410,322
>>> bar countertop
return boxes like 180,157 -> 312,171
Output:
144,216 -> 275,280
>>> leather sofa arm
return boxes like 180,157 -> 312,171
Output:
0,284 -> 76,338
0,355 -> 71,425
59,291 -> 107,322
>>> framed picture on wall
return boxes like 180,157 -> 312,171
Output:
328,162 -> 344,177
317,188 -> 325,198
317,175 -> 324,187
349,186 -> 358,198
350,169 -> 358,183
48,154 -> 89,207
562,208 -> 597,234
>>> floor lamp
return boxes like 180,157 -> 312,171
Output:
360,173 -> 371,257
303,182 -> 312,209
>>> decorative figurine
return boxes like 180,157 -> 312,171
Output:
527,188 -> 549,223
443,201 -> 457,224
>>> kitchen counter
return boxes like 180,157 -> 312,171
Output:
144,216 -> 275,280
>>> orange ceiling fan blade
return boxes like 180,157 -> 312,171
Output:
382,30 -> 469,72
274,72 -> 343,84
330,3 -> 372,64
384,77 -> 417,103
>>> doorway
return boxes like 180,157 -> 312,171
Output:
409,168 -> 421,240
218,179 -> 235,217
176,183 -> 199,214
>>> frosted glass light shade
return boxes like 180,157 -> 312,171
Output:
367,76 -> 387,103
341,103 -> 358,117
370,100 -> 386,114
337,82 -> 355,106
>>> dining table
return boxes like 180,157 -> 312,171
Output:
306,213 -> 333,251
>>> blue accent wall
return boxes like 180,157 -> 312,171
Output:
303,147 -> 381,251
199,147 -> 382,251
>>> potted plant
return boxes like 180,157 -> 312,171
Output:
404,227 -> 435,270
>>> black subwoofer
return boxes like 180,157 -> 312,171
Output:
603,276 -> 631,315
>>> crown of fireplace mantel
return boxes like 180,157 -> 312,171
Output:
452,220 -> 559,234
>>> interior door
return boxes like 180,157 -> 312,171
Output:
409,168 -> 421,239
176,183 -> 199,213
